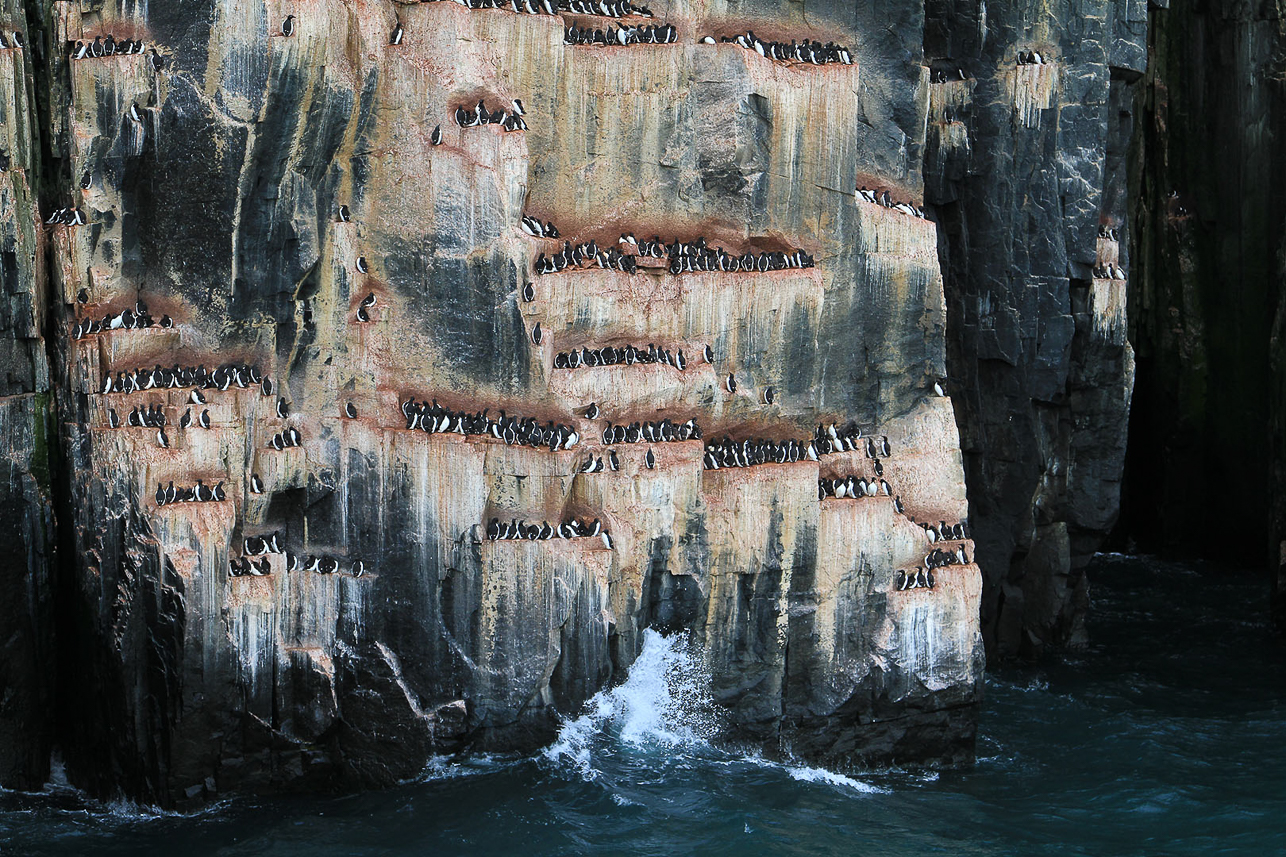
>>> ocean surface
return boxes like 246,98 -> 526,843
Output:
3,553 -> 1285,856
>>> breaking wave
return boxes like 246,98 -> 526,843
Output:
542,629 -> 884,794
543,629 -> 719,778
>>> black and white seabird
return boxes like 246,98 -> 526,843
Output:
361,291 -> 376,308
190,388 -> 205,405
157,428 -> 169,448
250,473 -> 265,494
261,377 -> 274,397
703,344 -> 714,363
532,322 -> 542,345
282,15 -> 296,36
522,281 -> 535,302
338,204 -> 351,222
933,380 -> 945,397
762,386 -> 775,405
107,407 -> 119,428
345,402 -> 358,418
645,447 -> 655,469
585,402 -> 600,420
276,397 -> 289,419
725,373 -> 737,393
179,408 -> 192,429
198,409 -> 211,428
160,314 -> 173,328
430,124 -> 443,146
352,560 -> 366,577
356,256 -> 369,274
129,102 -> 142,122
390,21 -> 404,45
356,304 -> 371,322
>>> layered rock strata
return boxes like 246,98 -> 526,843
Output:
7,0 -> 990,803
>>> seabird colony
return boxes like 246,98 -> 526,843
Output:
70,6 -> 973,591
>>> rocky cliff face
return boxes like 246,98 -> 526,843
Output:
923,0 -> 1143,658
0,0 -> 54,791
1124,0 -> 1286,624
4,0 -> 991,804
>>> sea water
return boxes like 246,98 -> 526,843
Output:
3,554 -> 1285,856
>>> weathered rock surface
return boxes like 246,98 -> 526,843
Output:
0,0 -> 54,791
5,0 -> 989,803
1123,0 -> 1286,628
923,0 -> 1143,658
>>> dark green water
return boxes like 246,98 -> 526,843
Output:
4,554 -> 1285,856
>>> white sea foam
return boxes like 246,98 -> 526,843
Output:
543,630 -> 883,795
544,629 -> 717,779
412,754 -> 512,784
784,764 -> 886,793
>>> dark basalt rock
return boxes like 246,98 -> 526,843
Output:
923,0 -> 1145,660
1123,0 -> 1286,632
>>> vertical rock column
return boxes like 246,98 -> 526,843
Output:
924,0 -> 1145,659
1126,0 -> 1286,621
0,0 -> 51,790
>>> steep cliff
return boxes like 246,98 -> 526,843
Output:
11,0 -> 987,804
0,0 -> 54,791
923,0 -> 1143,658
1125,0 -> 1286,624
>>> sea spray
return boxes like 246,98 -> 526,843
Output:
544,629 -> 718,778
542,630 -> 886,794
